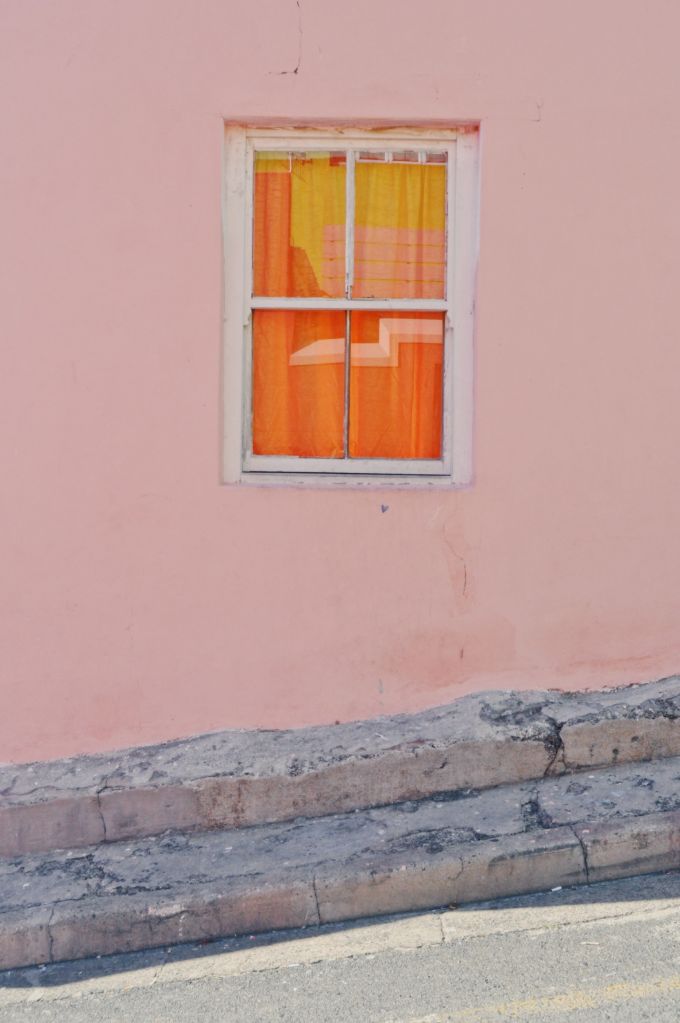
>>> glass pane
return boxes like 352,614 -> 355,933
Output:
353,154 -> 446,299
252,310 -> 346,457
253,151 -> 346,298
349,311 -> 444,459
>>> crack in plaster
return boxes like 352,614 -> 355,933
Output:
272,0 -> 302,75
441,527 -> 468,600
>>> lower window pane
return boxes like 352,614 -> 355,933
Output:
252,310 -> 346,457
349,311 -> 444,459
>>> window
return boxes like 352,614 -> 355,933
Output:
223,127 -> 478,485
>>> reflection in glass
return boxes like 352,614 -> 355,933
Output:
349,312 -> 444,458
253,152 -> 346,298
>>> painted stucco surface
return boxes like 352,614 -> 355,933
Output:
2,1 -> 680,763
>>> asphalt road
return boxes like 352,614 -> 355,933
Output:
4,871 -> 680,1021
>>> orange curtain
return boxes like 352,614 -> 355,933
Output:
349,311 -> 443,459
252,152 -> 445,459
252,153 -> 347,457
252,310 -> 345,457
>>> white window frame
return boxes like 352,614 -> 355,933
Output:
222,125 -> 478,487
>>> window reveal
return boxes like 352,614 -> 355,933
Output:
222,126 -> 477,485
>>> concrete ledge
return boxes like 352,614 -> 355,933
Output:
3,752 -> 680,969
48,877 -> 319,965
574,810 -> 680,884
314,827 -> 586,923
1,675 -> 680,857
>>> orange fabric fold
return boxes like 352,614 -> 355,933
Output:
349,312 -> 443,459
252,310 -> 345,457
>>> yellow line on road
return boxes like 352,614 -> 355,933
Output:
385,973 -> 680,1022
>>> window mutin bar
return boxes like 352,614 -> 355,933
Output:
343,309 -> 350,458
250,297 -> 449,311
345,149 -> 355,299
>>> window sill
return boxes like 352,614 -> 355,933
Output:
228,471 -> 469,490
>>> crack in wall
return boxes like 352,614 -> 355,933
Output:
441,527 -> 468,600
272,0 -> 302,75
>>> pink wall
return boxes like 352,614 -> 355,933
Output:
3,1 -> 680,764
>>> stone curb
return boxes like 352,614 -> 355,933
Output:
0,831 -> 586,970
2,676 -> 680,857
3,813 -> 680,971
3,753 -> 680,970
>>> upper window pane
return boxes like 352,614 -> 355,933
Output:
253,151 -> 346,298
353,153 -> 446,300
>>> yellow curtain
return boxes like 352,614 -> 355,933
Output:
353,160 -> 446,299
253,152 -> 345,298
252,153 -> 445,459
